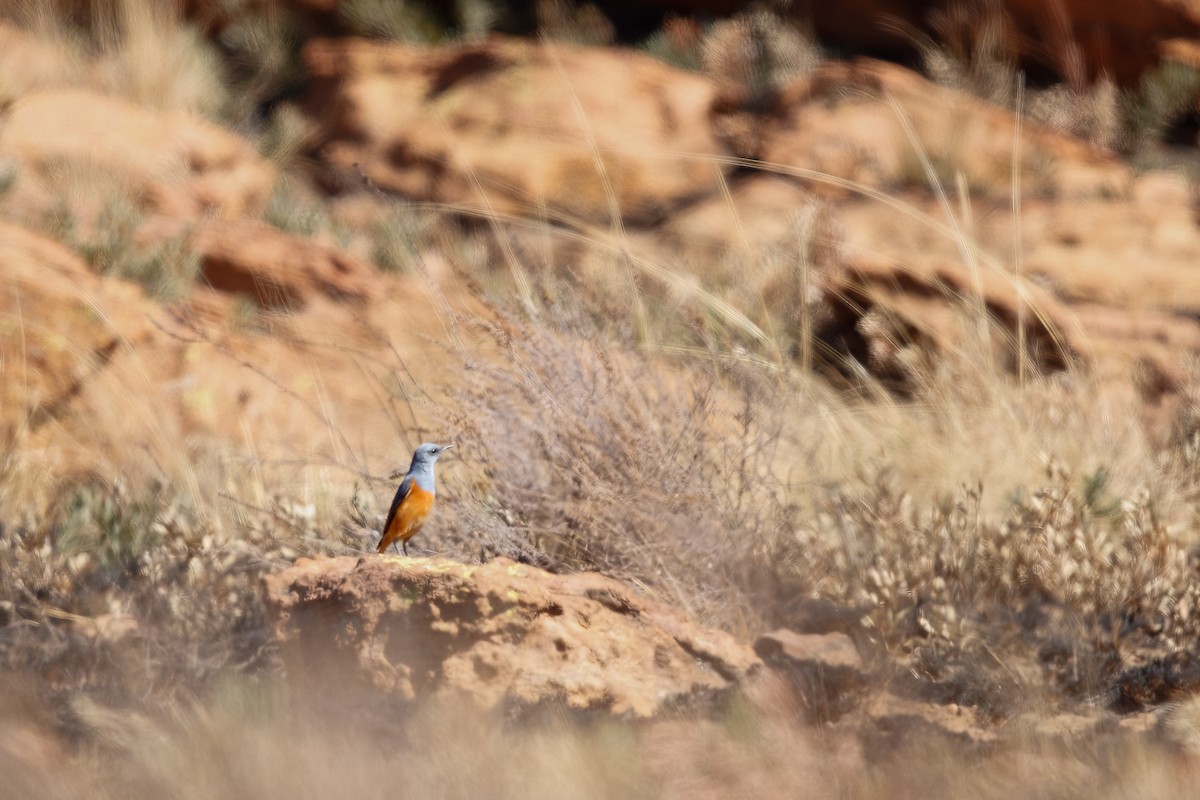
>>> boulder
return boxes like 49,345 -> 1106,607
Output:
138,217 -> 375,308
302,35 -> 725,226
0,221 -> 154,434
754,630 -> 869,721
753,58 -> 1200,397
0,219 -> 481,500
763,59 -> 1128,202
263,555 -> 761,717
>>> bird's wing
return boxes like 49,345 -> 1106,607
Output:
381,475 -> 413,539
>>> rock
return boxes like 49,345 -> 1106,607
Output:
752,58 -> 1200,398
0,89 -> 274,219
754,630 -> 868,721
138,217 -> 375,308
755,629 -> 864,671
763,59 -> 1128,202
847,692 -> 1000,754
0,215 -> 482,499
263,555 -> 761,717
302,35 -> 725,226
0,221 -> 155,433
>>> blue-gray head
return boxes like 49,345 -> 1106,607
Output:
397,442 -> 453,489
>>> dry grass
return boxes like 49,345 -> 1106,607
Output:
0,0 -> 228,116
3,676 -> 1199,799
3,3 -> 1200,797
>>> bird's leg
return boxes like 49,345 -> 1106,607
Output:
402,540 -> 409,556
391,541 -> 401,556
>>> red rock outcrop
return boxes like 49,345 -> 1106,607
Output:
0,221 -> 154,434
302,35 -> 725,226
740,58 -> 1200,395
263,555 -> 761,717
763,59 -> 1127,201
138,217 -> 375,308
0,218 -> 484,491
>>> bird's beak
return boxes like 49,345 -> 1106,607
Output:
443,444 -> 456,451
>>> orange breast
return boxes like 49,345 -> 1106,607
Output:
385,485 -> 436,545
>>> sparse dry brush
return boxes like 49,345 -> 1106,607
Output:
448,316 -> 794,633
5,1 -> 1200,796
776,462 -> 1200,707
438,306 -> 1200,714
0,478 -> 273,712
0,455 -> 379,734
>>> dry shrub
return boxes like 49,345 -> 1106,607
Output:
216,12 -> 307,130
0,471 -> 370,724
89,0 -> 227,116
702,9 -> 822,158
441,300 -> 1186,651
701,10 -> 821,107
639,15 -> 704,71
0,8 -> 84,96
772,458 -> 1200,707
1026,80 -> 1123,151
337,0 -> 451,43
446,314 -> 793,632
46,194 -> 202,301
7,688 -> 841,800
536,0 -> 614,47
910,3 -> 1200,157
472,189 -> 845,375
916,2 -> 1018,108
0,0 -> 227,116
1024,63 -> 1200,157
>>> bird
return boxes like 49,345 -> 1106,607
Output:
376,442 -> 453,556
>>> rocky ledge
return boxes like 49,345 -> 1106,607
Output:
263,555 -> 761,718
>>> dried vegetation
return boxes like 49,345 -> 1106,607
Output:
2,1 -> 1200,797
